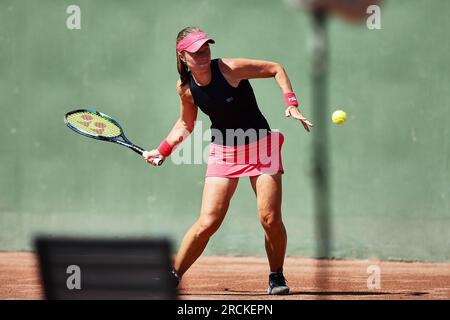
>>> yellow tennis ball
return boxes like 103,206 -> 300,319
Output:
332,110 -> 347,125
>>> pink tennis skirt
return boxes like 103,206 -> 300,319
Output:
205,131 -> 285,178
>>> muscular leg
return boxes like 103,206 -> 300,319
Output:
250,173 -> 287,273
173,177 -> 239,277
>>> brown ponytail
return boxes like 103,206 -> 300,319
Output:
176,26 -> 202,85
176,55 -> 189,86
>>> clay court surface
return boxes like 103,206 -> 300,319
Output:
0,252 -> 449,300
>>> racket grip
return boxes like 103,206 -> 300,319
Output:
153,157 -> 164,166
142,150 -> 164,166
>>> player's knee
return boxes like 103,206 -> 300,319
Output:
259,211 -> 283,231
196,216 -> 222,239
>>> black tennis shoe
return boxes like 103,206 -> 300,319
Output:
267,272 -> 290,295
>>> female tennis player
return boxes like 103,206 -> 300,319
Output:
143,27 -> 312,295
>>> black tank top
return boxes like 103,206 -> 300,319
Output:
189,59 -> 271,146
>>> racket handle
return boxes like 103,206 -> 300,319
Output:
141,150 -> 164,166
153,157 -> 164,166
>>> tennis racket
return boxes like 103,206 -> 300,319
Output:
64,109 -> 164,166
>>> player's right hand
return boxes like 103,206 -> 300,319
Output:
143,149 -> 165,167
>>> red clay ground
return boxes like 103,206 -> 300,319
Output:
0,252 -> 449,300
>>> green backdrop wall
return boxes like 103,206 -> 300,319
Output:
1,0 -> 449,262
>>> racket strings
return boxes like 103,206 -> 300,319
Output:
66,112 -> 121,138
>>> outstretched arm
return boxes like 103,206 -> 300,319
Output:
220,58 -> 313,132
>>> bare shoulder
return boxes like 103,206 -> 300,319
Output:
219,58 -> 279,81
218,58 -> 246,86
176,79 -> 194,103
219,58 -> 241,71
220,58 -> 262,70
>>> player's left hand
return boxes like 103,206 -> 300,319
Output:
285,106 -> 313,132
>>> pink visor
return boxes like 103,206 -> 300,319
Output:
176,31 -> 215,53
